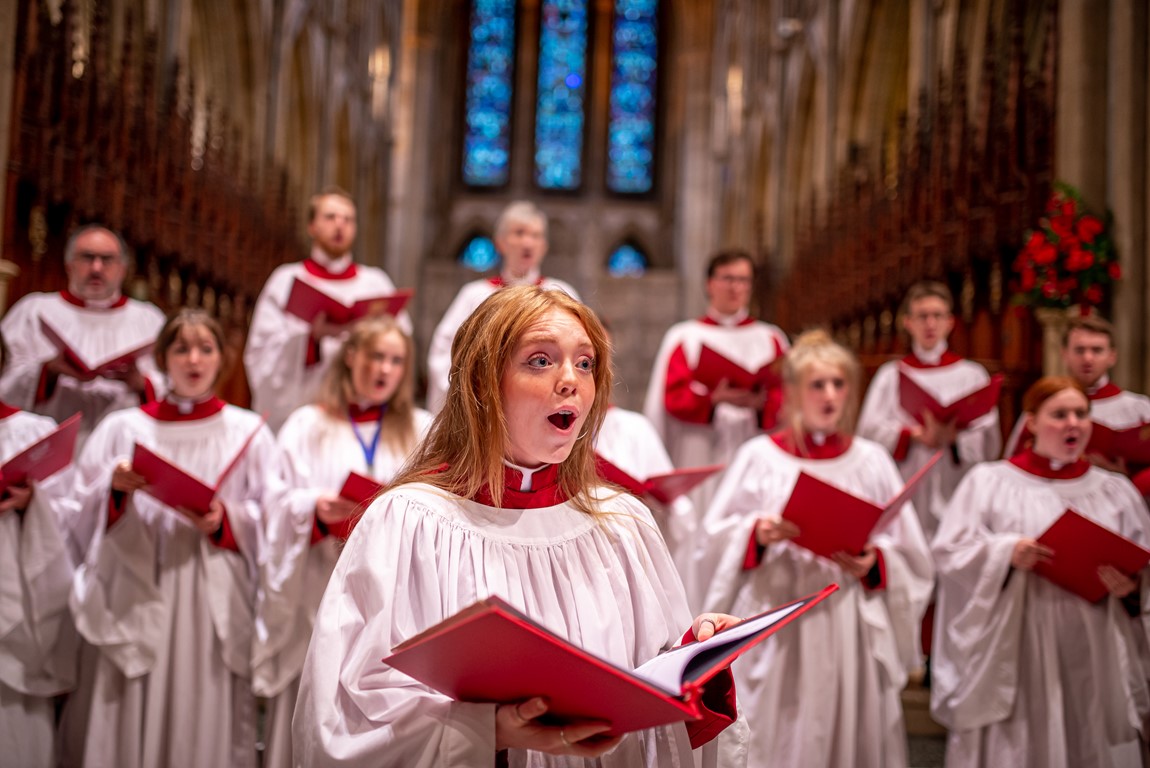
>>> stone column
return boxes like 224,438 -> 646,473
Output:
1056,0 -> 1109,209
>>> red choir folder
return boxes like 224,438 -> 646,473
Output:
384,584 -> 839,736
781,451 -> 943,559
0,413 -> 82,493
898,371 -> 1003,429
39,318 -> 154,377
1086,423 -> 1150,465
595,455 -> 725,504
284,278 -> 413,325
338,471 -> 385,505
692,345 -> 779,392
131,420 -> 265,515
1033,508 -> 1150,603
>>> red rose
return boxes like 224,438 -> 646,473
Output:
1042,281 -> 1058,298
1080,251 -> 1094,268
1084,285 -> 1103,304
1077,216 -> 1104,242
1020,267 -> 1037,291
1026,231 -> 1046,251
1033,243 -> 1058,266
1051,217 -> 1074,241
1109,262 -> 1123,280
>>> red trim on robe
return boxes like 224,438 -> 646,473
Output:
473,463 -> 569,509
35,365 -> 56,404
209,507 -> 241,553
742,524 -> 765,571
664,345 -> 714,425
1132,468 -> 1150,497
348,403 -> 386,422
142,396 -> 226,422
770,427 -> 852,459
305,336 -> 322,368
900,350 -> 964,369
140,377 -> 157,405
1008,448 -> 1091,479
487,276 -> 546,288
302,259 -> 358,280
312,510 -> 359,544
676,627 -> 738,748
1091,382 -> 1123,400
59,289 -> 129,309
893,428 -> 913,462
697,315 -> 757,328
0,401 -> 19,419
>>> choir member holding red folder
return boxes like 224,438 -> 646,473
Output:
244,188 -> 412,432
60,310 -> 279,768
931,376 -> 1150,767
255,317 -> 431,768
294,286 -> 748,767
1003,314 -> 1150,495
0,334 -> 84,767
643,250 -> 789,512
857,282 -> 1001,539
0,225 -> 165,442
694,330 -> 934,768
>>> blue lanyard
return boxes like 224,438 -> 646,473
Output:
349,406 -> 387,470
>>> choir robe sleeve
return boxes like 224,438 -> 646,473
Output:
928,466 -> 1028,731
243,268 -> 315,423
954,405 -> 1002,465
426,282 -> 490,415
0,298 -> 48,410
856,363 -> 910,457
0,468 -> 82,698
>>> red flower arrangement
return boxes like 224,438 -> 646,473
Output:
1012,183 -> 1120,310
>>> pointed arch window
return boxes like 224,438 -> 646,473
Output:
462,0 -> 518,187
458,235 -> 500,272
607,242 -> 649,276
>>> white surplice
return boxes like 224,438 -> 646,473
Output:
695,434 -> 934,768
59,401 -> 278,768
243,259 -> 410,432
0,408 -> 82,768
642,317 -> 788,513
595,406 -> 700,608
856,349 -> 1001,540
424,275 -> 579,414
292,479 -> 733,768
931,457 -> 1150,768
0,291 -> 164,441
256,403 -> 432,768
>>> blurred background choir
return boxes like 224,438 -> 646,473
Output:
4,198 -> 1150,768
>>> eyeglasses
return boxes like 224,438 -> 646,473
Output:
74,252 -> 122,266
907,311 -> 950,322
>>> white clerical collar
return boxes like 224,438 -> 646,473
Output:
911,340 -> 948,365
503,459 -> 548,491
705,307 -> 749,327
76,292 -> 123,309
166,391 -> 216,415
499,268 -> 541,286
310,245 -> 354,275
808,430 -> 828,446
1086,374 -> 1110,396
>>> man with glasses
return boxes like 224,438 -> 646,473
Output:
0,224 -> 164,439
857,281 -> 1001,540
643,250 -> 790,510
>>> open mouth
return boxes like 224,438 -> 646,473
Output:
548,410 -> 575,430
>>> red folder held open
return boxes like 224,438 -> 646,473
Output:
338,471 -> 385,506
692,346 -> 779,392
781,451 -> 943,558
1033,508 -> 1150,602
384,584 -> 838,736
898,371 -> 1003,429
0,413 -> 82,493
131,420 -> 265,515
1087,423 -> 1150,465
39,318 -> 153,377
284,278 -> 413,325
595,455 -> 724,505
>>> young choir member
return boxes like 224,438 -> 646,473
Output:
60,309 -> 279,767
0,332 -> 82,768
856,281 -> 1000,539
694,329 -> 934,767
244,188 -> 410,432
643,250 -> 789,510
425,201 -> 579,414
0,225 -> 164,442
931,375 -> 1150,767
1004,316 -> 1150,492
255,316 -> 431,768
293,285 -> 743,767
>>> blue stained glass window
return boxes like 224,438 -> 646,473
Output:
463,0 -> 517,187
459,236 -> 500,271
607,243 -> 648,276
534,0 -> 590,190
607,0 -> 658,193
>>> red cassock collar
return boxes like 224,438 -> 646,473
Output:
348,403 -> 386,423
770,427 -> 852,459
303,258 -> 358,281
1090,382 -> 1122,400
698,315 -> 757,328
0,401 -> 20,419
1009,448 -> 1090,479
473,462 -> 570,508
60,289 -> 128,309
142,396 -> 227,422
487,276 -> 546,288
900,349 -> 964,369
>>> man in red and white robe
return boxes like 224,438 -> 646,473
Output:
643,251 -> 789,511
